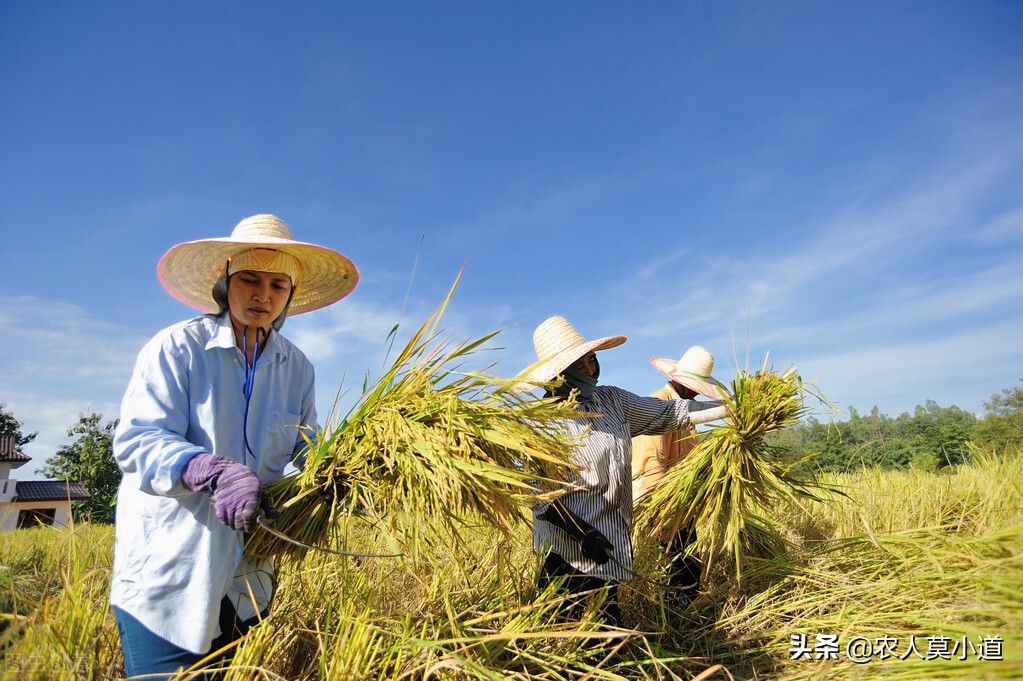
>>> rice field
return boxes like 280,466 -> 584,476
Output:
2,451 -> 1019,680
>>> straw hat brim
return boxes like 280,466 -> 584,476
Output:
650,356 -> 729,399
513,335 -> 626,392
158,236 -> 359,315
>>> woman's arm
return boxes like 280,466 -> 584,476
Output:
539,499 -> 615,564
289,360 -> 318,469
113,336 -> 204,497
608,386 -> 725,437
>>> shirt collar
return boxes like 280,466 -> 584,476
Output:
206,312 -> 286,363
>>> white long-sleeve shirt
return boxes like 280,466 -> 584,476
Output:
532,385 -> 692,581
110,312 -> 316,653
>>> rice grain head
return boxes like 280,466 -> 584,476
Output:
246,273 -> 583,561
637,362 -> 830,581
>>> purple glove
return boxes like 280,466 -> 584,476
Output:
182,453 -> 263,532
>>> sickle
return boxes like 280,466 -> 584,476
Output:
255,513 -> 403,559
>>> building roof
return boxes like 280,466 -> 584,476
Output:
0,435 -> 32,464
14,480 -> 92,502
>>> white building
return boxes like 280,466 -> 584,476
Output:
0,435 -> 91,531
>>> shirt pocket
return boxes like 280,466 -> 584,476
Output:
258,410 -> 305,480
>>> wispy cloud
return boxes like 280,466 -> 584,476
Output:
0,296 -> 150,386
1,296 -> 147,477
6,396 -> 121,480
798,317 -> 1023,418
975,207 -> 1023,244
593,124 -> 1023,418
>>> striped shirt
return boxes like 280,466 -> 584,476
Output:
533,385 -> 693,581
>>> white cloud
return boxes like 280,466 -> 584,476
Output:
593,129 -> 1023,420
7,395 -> 121,479
287,298 -> 403,365
0,296 -> 149,385
1,296 -> 147,477
798,317 -> 1023,418
974,207 -> 1023,245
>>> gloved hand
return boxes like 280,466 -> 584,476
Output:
540,500 -> 614,564
580,528 -> 615,565
182,453 -> 263,532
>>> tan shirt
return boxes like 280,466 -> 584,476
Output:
631,384 -> 698,504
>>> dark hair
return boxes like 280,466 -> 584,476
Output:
211,273 -> 294,331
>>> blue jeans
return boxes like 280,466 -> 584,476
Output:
113,598 -> 265,679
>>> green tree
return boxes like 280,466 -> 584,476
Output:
846,406 -> 903,468
788,400 -> 979,473
42,413 -> 121,524
973,383 -> 1023,454
802,416 -> 850,471
911,401 -> 976,468
0,403 -> 38,447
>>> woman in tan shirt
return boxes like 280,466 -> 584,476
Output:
631,345 -> 726,611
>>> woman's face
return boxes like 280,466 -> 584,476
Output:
227,270 -> 294,332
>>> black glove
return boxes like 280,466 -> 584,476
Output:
580,528 -> 615,564
540,500 -> 615,564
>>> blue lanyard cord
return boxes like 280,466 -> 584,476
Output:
241,327 -> 267,466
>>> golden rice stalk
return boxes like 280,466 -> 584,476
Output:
637,362 -> 827,581
246,272 -> 581,560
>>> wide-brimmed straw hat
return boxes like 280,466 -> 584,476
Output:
650,345 -> 728,399
513,315 -> 626,391
158,214 -> 359,315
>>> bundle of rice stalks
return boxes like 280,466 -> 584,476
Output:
246,274 -> 582,561
636,361 -> 832,581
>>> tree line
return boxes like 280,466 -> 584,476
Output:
775,382 -> 1023,473
1,382 -> 1020,524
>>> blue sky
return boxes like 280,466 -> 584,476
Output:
2,1 -> 1021,478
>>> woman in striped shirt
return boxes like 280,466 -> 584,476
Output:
516,316 -> 725,627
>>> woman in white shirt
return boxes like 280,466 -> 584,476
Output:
110,214 -> 358,678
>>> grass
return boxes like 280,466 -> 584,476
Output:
1,522 -> 121,679
3,287 -> 1018,679
2,453 -> 1020,679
